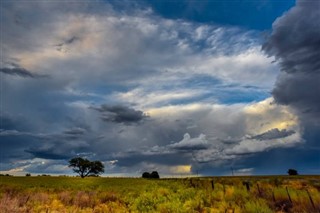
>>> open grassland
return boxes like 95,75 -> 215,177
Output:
0,175 -> 319,213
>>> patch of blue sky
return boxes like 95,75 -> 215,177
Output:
139,0 -> 295,30
179,75 -> 270,104
215,90 -> 269,104
184,74 -> 222,87
165,85 -> 269,106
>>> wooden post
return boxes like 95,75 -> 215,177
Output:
286,187 -> 292,204
211,180 -> 214,190
306,189 -> 316,210
272,190 -> 276,203
243,181 -> 250,191
257,183 -> 262,196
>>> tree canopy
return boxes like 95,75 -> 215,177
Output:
68,157 -> 104,178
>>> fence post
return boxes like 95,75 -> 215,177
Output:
306,189 -> 316,210
211,180 -> 214,190
286,187 -> 292,204
257,183 -> 262,196
243,181 -> 250,191
272,190 -> 276,203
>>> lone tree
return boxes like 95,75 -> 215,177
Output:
287,169 -> 298,175
69,157 -> 104,178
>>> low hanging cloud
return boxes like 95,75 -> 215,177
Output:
92,105 -> 149,125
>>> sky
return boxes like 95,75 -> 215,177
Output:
0,0 -> 319,177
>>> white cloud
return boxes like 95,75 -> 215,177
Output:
169,133 -> 208,150
114,88 -> 208,108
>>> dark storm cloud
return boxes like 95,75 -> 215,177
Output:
92,105 -> 148,124
0,127 -> 90,166
0,67 -> 47,78
251,128 -> 295,141
25,149 -> 70,160
237,146 -> 320,175
0,113 -> 29,131
0,128 -> 86,141
262,0 -> 320,120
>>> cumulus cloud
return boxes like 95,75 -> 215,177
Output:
225,131 -> 302,156
169,133 -> 209,150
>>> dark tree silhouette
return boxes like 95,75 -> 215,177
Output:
142,172 -> 150,178
142,171 -> 160,179
150,171 -> 160,179
287,169 -> 298,175
69,157 -> 104,178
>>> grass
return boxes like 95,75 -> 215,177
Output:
0,175 -> 319,212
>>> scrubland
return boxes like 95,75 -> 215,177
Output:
0,175 -> 319,213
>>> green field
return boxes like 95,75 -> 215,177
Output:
0,175 -> 319,213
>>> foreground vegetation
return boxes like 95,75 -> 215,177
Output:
0,175 -> 319,212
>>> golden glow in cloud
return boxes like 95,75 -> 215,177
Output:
169,165 -> 191,174
244,97 -> 299,134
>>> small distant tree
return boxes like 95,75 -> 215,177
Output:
142,171 -> 160,179
287,169 -> 298,175
69,157 -> 104,178
25,173 -> 31,177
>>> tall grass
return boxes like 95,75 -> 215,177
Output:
0,175 -> 319,212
